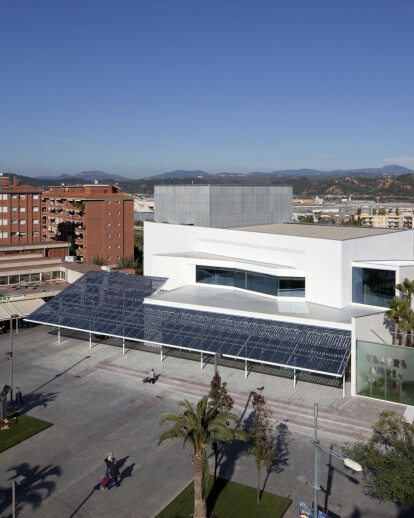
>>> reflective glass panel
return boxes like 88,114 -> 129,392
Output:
352,267 -> 395,307
357,340 -> 414,405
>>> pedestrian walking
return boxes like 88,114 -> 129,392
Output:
107,451 -> 117,464
15,387 -> 24,405
103,458 -> 120,489
149,369 -> 155,384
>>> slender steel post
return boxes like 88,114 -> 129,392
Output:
9,315 -> 14,403
343,372 -> 346,398
314,403 -> 320,518
12,480 -> 16,518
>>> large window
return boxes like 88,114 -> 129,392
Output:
196,266 -> 305,297
357,340 -> 414,405
352,267 -> 395,307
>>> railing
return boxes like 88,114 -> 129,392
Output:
278,288 -> 305,297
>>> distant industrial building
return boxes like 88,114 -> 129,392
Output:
154,185 -> 292,228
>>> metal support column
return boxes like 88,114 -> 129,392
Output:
12,480 -> 16,518
245,360 -> 248,379
294,369 -> 297,389
342,372 -> 346,398
313,404 -> 321,518
58,327 -> 61,343
200,352 -> 203,370
15,315 -> 19,334
123,338 -> 125,355
160,346 -> 163,362
9,314 -> 17,403
89,332 -> 92,350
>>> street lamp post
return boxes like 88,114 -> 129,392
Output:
297,403 -> 362,517
9,314 -> 19,403
12,475 -> 26,518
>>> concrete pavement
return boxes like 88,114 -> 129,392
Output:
0,325 -> 410,518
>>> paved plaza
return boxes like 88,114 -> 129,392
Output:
0,325 -> 411,518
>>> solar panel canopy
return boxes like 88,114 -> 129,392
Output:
27,270 -> 351,377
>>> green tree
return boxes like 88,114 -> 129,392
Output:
116,255 -> 138,270
90,254 -> 106,266
396,278 -> 414,346
385,278 -> 414,346
301,215 -> 314,223
158,395 -> 241,518
248,388 -> 277,504
396,278 -> 414,306
208,373 -> 235,481
385,279 -> 414,346
341,410 -> 414,506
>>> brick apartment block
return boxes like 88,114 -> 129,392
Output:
42,183 -> 134,265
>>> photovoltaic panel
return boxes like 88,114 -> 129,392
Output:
26,271 -> 351,377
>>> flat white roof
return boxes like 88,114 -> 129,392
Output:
233,222 -> 407,241
353,259 -> 414,268
145,284 -> 384,329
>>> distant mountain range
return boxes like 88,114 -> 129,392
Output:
146,164 -> 414,180
38,170 -> 127,181
30,164 -> 414,182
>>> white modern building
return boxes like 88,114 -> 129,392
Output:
144,220 -> 414,405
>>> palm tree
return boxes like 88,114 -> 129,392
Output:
385,297 -> 406,345
158,395 -> 242,518
396,278 -> 414,306
385,278 -> 414,346
399,310 -> 414,347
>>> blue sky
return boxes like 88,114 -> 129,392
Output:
1,0 -> 413,178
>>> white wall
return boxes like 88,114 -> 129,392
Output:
144,223 -> 414,309
145,222 -> 345,306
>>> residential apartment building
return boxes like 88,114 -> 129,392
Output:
0,174 -> 43,245
42,183 -> 134,264
358,208 -> 414,229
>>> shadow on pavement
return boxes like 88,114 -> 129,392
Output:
68,459 -> 135,517
120,462 -> 135,482
28,355 -> 91,394
0,462 -> 61,518
10,391 -> 58,414
261,421 -> 292,498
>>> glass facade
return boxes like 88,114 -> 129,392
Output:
352,267 -> 395,307
196,266 -> 305,297
0,271 -> 65,285
357,340 -> 414,405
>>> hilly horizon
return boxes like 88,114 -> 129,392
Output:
145,164 -> 414,180
38,170 -> 128,181
17,164 -> 414,184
